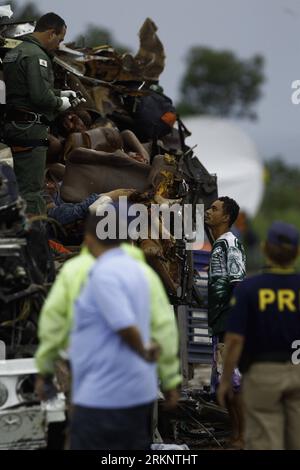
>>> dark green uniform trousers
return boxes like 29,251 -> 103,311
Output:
5,122 -> 48,215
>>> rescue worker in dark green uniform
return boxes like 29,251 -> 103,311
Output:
3,12 -> 79,215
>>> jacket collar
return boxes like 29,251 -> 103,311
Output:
21,34 -> 52,58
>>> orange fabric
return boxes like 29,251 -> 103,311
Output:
48,240 -> 72,254
160,112 -> 177,127
11,146 -> 33,153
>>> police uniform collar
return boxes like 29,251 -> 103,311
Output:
263,266 -> 296,275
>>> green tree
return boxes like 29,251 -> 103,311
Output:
177,47 -> 265,119
2,2 -> 128,53
253,157 -> 300,240
12,1 -> 42,22
74,24 -> 129,53
260,158 -> 300,213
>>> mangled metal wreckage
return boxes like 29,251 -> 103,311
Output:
0,16 -> 217,449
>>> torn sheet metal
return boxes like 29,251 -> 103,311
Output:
0,5 -> 13,19
54,17 -> 165,84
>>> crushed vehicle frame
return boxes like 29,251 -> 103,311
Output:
0,14 -> 218,449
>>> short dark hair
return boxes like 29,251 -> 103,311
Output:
35,13 -> 66,34
264,241 -> 298,267
219,196 -> 240,227
85,209 -> 128,247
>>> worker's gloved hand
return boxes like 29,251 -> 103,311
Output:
60,90 -> 77,99
70,96 -> 87,108
58,96 -> 72,112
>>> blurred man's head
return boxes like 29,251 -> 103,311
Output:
84,211 -> 120,257
84,202 -> 136,257
263,221 -> 299,268
34,12 -> 66,52
205,197 -> 240,233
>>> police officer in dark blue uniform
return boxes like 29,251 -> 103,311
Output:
218,221 -> 300,450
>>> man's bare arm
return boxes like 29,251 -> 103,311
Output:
217,333 -> 244,407
118,326 -> 159,362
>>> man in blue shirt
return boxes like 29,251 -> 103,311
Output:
218,221 -> 300,450
69,212 -> 158,450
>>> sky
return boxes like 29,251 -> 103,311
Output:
8,0 -> 300,165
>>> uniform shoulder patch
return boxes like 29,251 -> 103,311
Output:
39,58 -> 48,67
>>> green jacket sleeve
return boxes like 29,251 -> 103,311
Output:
24,55 -> 62,112
35,268 -> 71,376
150,274 -> 182,391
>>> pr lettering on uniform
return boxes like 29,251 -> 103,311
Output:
258,288 -> 297,312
